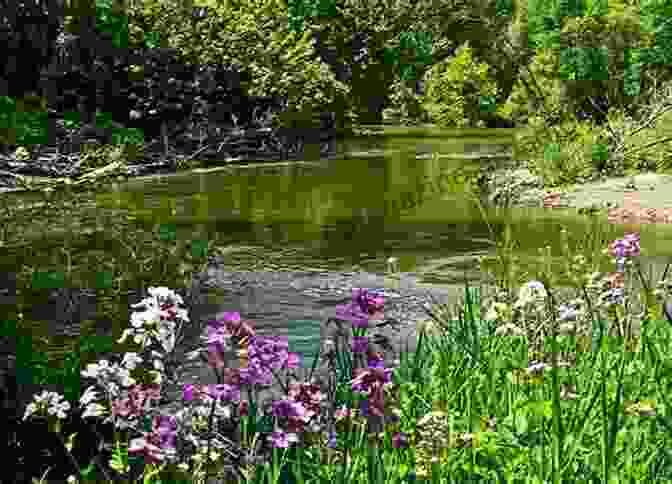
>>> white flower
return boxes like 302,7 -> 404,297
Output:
22,402 -> 38,421
172,307 -> 190,323
122,352 -> 143,370
494,323 -> 525,336
107,382 -> 120,396
22,391 -> 71,420
117,368 -> 136,388
81,360 -> 109,378
153,358 -> 165,372
79,386 -> 99,406
130,308 -> 161,328
485,302 -> 510,322
157,321 -> 177,353
514,280 -> 547,308
527,361 -> 547,374
148,286 -> 184,306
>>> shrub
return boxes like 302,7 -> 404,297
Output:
419,42 -> 500,128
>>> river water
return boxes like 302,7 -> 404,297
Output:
4,125 -> 672,413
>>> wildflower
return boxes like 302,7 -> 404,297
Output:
485,301 -> 511,322
79,386 -> 106,419
392,432 -> 409,448
514,280 -> 547,309
351,365 -> 394,417
352,335 -> 369,353
271,399 -> 311,434
605,271 -> 625,289
22,390 -> 71,420
111,383 -> 162,423
598,287 -> 626,308
207,312 -> 256,347
527,361 -> 547,375
558,298 -> 586,322
336,288 -> 385,328
366,347 -> 386,368
609,233 -> 641,260
494,323 -> 524,337
268,429 -> 300,448
326,431 -> 338,448
287,381 -> 325,422
121,352 -> 143,370
129,414 -> 179,464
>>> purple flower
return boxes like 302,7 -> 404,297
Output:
268,429 -> 299,448
326,431 -> 338,448
208,312 -> 256,345
392,432 -> 409,449
351,367 -> 394,417
366,349 -> 386,368
336,288 -> 385,328
609,233 -> 641,259
206,383 -> 241,403
272,399 -> 308,420
129,414 -> 179,464
352,336 -> 369,353
112,384 -> 162,421
287,381 -> 325,421
359,399 -> 369,417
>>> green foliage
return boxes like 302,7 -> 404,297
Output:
527,0 -> 562,48
559,47 -> 609,81
0,95 -> 50,148
420,43 -> 499,128
640,0 -> 672,65
395,31 -> 433,81
382,78 -> 431,125
126,0 -> 349,128
94,0 -> 129,49
501,47 -> 568,127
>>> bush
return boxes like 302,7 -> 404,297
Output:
419,42 -> 500,128
383,78 -> 431,125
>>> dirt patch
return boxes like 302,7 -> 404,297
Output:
484,162 -> 672,219
549,172 -> 672,213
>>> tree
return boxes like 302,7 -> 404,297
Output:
0,0 -> 64,99
125,0 -> 350,130
419,42 -> 499,128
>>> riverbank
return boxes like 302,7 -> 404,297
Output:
0,122 -> 343,194
482,158 -> 672,219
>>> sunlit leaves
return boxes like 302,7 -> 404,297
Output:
420,43 -> 498,128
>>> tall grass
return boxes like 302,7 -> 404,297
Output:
12,177 -> 672,483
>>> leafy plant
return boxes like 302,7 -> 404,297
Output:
419,42 -> 500,128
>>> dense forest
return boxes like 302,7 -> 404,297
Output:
2,0 -> 672,186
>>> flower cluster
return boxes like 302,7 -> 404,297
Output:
608,232 -> 641,271
484,233 -> 648,348
22,390 -> 71,421
22,283 -> 412,482
335,288 -> 385,328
